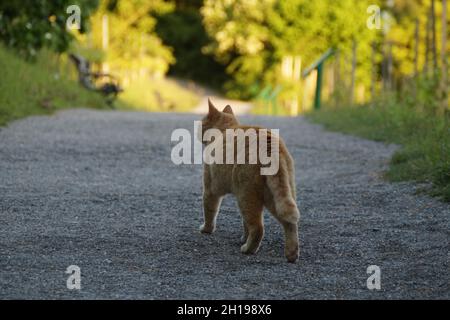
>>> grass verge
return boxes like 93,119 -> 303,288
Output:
0,44 -> 200,126
308,100 -> 450,201
0,45 -> 107,126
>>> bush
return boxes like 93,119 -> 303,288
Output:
0,0 -> 98,59
308,79 -> 450,201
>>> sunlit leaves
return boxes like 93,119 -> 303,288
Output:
0,0 -> 99,59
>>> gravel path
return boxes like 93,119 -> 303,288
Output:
0,109 -> 448,299
172,78 -> 252,115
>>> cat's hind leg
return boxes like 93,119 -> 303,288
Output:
279,218 -> 299,263
200,192 -> 222,234
264,192 -> 299,263
265,172 -> 299,262
272,209 -> 299,263
240,219 -> 249,244
237,193 -> 264,255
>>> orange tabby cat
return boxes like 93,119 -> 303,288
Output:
199,99 -> 300,262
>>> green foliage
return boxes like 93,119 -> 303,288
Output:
155,6 -> 227,89
0,44 -> 107,126
0,0 -> 99,58
201,0 -> 276,99
387,0 -> 447,76
308,80 -> 450,201
200,0 -> 380,99
84,0 -> 175,77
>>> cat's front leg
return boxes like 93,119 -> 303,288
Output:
200,191 -> 222,234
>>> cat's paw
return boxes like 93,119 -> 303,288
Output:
285,246 -> 299,263
240,243 -> 257,255
199,224 -> 215,234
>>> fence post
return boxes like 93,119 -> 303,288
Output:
371,42 -> 376,103
431,0 -> 438,72
302,48 -> 334,110
350,39 -> 357,103
414,18 -> 419,77
314,63 -> 323,109
441,0 -> 448,110
102,14 -> 109,74
334,50 -> 340,107
424,9 -> 431,75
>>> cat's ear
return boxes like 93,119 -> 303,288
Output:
222,105 -> 234,115
208,98 -> 220,118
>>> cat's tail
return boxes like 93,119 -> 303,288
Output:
265,155 -> 299,224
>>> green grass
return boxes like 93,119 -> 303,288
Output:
0,45 -> 108,126
308,100 -> 450,201
117,77 -> 199,113
0,45 -> 200,126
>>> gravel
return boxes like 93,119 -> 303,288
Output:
0,109 -> 448,299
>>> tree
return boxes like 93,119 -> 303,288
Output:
201,0 -> 378,100
440,0 -> 448,109
155,1 -> 227,88
201,0 -> 277,98
0,0 -> 98,58
79,0 -> 175,78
